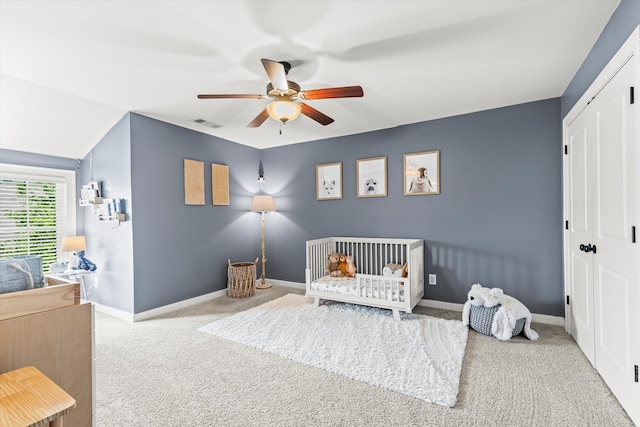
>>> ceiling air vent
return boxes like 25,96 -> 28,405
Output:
191,118 -> 221,129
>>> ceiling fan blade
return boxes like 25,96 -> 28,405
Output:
247,108 -> 270,128
300,103 -> 335,126
198,94 -> 264,99
261,58 -> 289,92
299,86 -> 363,100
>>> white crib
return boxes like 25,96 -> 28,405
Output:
305,237 -> 424,321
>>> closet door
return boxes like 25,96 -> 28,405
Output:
590,58 -> 639,418
566,108 -> 595,365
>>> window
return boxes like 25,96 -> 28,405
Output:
0,164 -> 76,273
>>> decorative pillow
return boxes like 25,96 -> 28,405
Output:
469,304 -> 525,337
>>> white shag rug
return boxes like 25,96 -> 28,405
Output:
199,294 -> 468,407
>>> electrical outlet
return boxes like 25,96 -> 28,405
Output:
94,277 -> 99,288
428,274 -> 437,285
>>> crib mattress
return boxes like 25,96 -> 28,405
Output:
310,275 -> 405,302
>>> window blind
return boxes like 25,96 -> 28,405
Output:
0,167 -> 72,273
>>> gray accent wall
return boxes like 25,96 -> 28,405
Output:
2,99 -> 564,316
128,114 -> 261,313
262,98 -> 563,316
80,114 -> 261,313
561,0 -> 640,117
79,114 -> 134,313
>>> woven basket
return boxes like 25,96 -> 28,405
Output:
227,258 -> 258,298
469,304 -> 526,337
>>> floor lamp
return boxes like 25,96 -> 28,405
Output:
251,195 -> 275,289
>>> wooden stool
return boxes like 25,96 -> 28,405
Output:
0,366 -> 76,426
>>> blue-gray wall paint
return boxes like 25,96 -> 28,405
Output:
0,149 -> 78,172
79,114 -> 135,313
561,0 -> 640,117
129,114 -> 261,313
263,98 -> 563,315
5,1 -> 632,317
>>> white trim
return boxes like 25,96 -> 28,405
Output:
417,298 -> 565,326
269,278 -> 305,290
562,25 -> 640,332
93,289 -> 227,322
92,301 -> 134,322
90,304 -> 96,427
276,282 -> 566,326
531,313 -> 565,327
0,163 -> 77,236
93,280 -> 566,326
417,298 -> 464,312
564,26 -> 639,126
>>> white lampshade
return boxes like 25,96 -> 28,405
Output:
266,101 -> 301,124
61,236 -> 87,252
251,196 -> 276,212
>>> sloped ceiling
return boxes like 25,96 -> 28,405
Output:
0,0 -> 620,159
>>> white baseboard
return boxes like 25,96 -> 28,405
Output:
92,302 -> 135,322
417,298 -> 465,312
530,312 -> 565,326
417,298 -> 565,326
93,280 -> 565,326
269,279 -> 306,290
93,289 -> 227,322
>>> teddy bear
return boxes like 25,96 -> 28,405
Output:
338,253 -> 349,277
343,255 -> 357,277
325,252 -> 342,277
382,263 -> 408,278
462,283 -> 538,341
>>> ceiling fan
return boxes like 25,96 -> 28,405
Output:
197,58 -> 364,128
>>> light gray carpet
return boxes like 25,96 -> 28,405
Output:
95,286 -> 634,426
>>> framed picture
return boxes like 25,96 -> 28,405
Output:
404,150 -> 440,195
316,162 -> 342,200
357,156 -> 387,198
184,159 -> 205,205
211,163 -> 229,206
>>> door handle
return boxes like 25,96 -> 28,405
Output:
579,243 -> 597,254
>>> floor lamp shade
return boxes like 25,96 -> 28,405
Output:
251,195 -> 275,212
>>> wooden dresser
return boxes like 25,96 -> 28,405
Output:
0,277 -> 94,426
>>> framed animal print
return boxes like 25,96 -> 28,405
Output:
357,156 -> 387,198
404,150 -> 440,195
316,162 -> 342,200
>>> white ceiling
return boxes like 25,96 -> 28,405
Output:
0,0 -> 620,159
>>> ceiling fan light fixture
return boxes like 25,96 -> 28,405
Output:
266,101 -> 301,124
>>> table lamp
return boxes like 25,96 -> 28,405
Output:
61,236 -> 86,269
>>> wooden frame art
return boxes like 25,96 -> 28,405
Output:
357,156 -> 387,198
184,159 -> 205,205
316,162 -> 343,200
403,150 -> 440,195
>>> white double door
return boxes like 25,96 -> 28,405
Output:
565,57 -> 639,423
